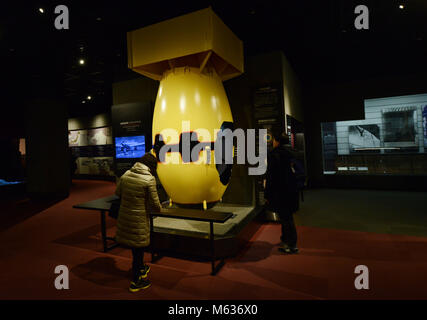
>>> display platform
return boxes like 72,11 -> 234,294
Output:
151,203 -> 263,259
153,203 -> 253,237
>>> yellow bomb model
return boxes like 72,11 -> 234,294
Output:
127,8 -> 243,207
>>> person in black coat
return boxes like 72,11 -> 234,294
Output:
264,130 -> 299,254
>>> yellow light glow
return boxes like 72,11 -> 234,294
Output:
195,91 -> 200,105
180,95 -> 186,113
399,4 -> 404,9
161,99 -> 166,112
87,95 -> 92,100
211,96 -> 217,110
39,8 -> 44,13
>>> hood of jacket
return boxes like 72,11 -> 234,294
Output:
130,162 -> 152,175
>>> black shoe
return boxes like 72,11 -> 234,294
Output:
129,278 -> 151,293
290,247 -> 299,254
278,244 -> 299,254
278,246 -> 292,254
139,265 -> 151,279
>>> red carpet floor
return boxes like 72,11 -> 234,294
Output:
1,180 -> 426,300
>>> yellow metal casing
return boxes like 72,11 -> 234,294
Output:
127,7 -> 243,81
153,67 -> 232,205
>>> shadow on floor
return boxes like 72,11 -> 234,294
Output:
53,224 -> 106,251
229,263 -> 327,299
71,257 -> 131,289
0,197 -> 61,232
72,256 -> 189,290
232,240 -> 276,263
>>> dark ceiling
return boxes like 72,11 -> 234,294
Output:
1,0 -> 427,119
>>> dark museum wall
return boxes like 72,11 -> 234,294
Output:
68,113 -> 112,130
281,54 -> 303,124
244,51 -> 302,124
224,51 -> 303,205
304,74 -> 427,191
112,77 -> 159,106
25,99 -> 70,197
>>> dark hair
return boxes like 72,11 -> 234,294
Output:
271,128 -> 288,145
140,153 -> 158,176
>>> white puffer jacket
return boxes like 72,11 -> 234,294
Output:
115,162 -> 161,248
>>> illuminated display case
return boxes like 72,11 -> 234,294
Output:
321,94 -> 427,176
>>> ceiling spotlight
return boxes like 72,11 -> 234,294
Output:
79,59 -> 85,65
96,17 -> 102,21
39,8 -> 44,13
399,4 -> 405,9
87,95 -> 92,100
82,100 -> 86,104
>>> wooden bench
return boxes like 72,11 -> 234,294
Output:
73,195 -> 233,275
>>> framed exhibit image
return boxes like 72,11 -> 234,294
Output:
382,107 -> 418,148
320,94 -> 427,176
88,127 -> 113,146
348,124 -> 380,153
69,126 -> 113,147
68,130 -> 88,147
69,126 -> 114,177
76,157 -> 115,176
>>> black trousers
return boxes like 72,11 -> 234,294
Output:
278,210 -> 297,248
131,247 -> 145,282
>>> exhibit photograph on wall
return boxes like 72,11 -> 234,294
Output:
348,125 -> 380,153
69,126 -> 114,177
115,135 -> 146,159
320,94 -> 427,175
382,107 -> 417,147
75,157 -> 115,176
69,127 -> 113,147
87,127 -> 113,146
68,130 -> 88,147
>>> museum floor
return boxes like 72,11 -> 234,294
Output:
0,180 -> 426,299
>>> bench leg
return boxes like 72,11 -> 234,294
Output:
210,222 -> 225,275
149,215 -> 162,263
100,210 -> 119,252
100,210 -> 108,252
